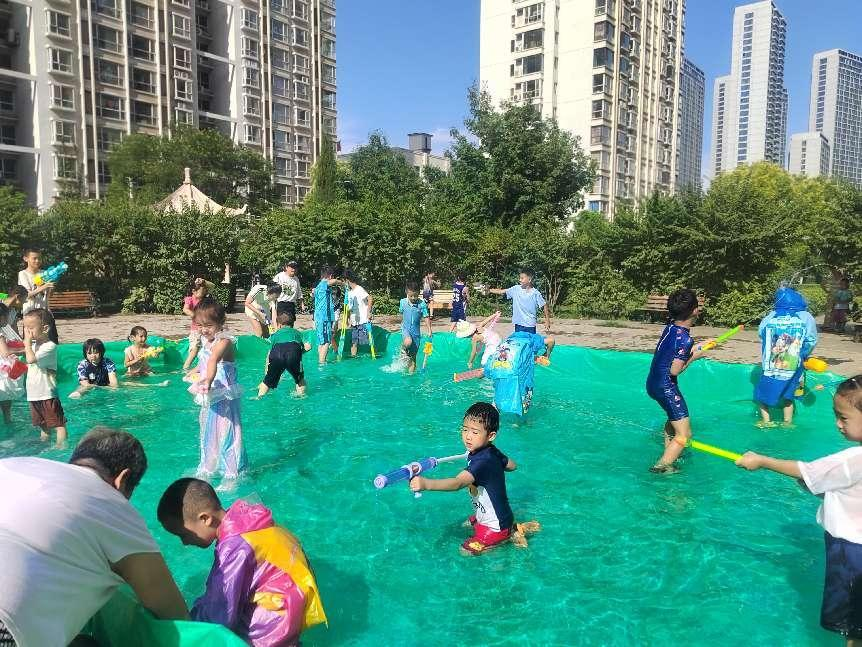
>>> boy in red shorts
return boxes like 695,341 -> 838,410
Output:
409,402 -> 539,555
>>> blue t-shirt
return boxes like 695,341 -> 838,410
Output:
399,297 -> 428,341
466,444 -> 513,532
76,357 -> 117,386
646,323 -> 693,393
313,279 -> 334,324
505,285 -> 546,328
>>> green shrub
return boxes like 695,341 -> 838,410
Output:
561,265 -> 646,320
796,283 -> 828,316
703,281 -> 772,326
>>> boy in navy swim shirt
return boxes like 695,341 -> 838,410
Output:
409,402 -> 540,555
646,289 -> 713,474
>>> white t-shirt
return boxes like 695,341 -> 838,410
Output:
0,457 -> 159,647
17,269 -> 48,314
480,329 -> 502,367
244,284 -> 274,323
348,285 -> 370,326
26,340 -> 57,401
799,446 -> 862,543
273,271 -> 303,304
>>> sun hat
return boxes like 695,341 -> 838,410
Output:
455,321 -> 477,338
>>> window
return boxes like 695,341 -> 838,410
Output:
293,53 -> 309,72
133,68 -> 155,93
593,47 -> 613,69
292,26 -> 308,46
244,124 -> 261,144
323,116 -> 336,135
132,36 -> 154,61
295,107 -> 309,126
595,0 -> 615,15
274,156 -> 290,177
590,125 -> 610,144
592,99 -> 610,119
175,108 -> 193,124
295,160 -> 309,177
52,84 -> 74,109
270,0 -> 285,14
293,80 -> 308,100
242,37 -> 258,58
242,8 -> 258,28
0,124 -> 14,145
271,49 -> 288,69
272,75 -> 288,97
272,103 -> 289,124
322,38 -> 335,58
173,46 -> 191,69
271,19 -> 287,42
297,186 -> 309,202
292,0 -> 308,19
295,134 -> 310,153
322,11 -> 334,31
0,88 -> 13,112
97,127 -> 123,152
53,120 -> 75,145
0,158 -> 16,180
95,0 -> 118,18
97,160 -> 111,184
54,155 -> 77,179
322,90 -> 335,110
96,93 -> 125,120
172,0 -> 190,6
174,77 -> 192,100
131,3 -> 153,29
49,48 -> 73,73
244,67 -> 259,89
243,95 -> 260,116
322,63 -> 336,84
594,21 -> 614,42
592,73 -> 610,94
514,28 -> 543,51
133,101 -> 155,125
172,14 -> 191,39
96,59 -> 123,86
48,11 -> 71,37
273,130 -> 290,149
514,53 -> 542,75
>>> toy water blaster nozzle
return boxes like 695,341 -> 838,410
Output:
373,452 -> 468,498
420,341 -> 433,373
34,262 -> 68,287
698,325 -> 744,351
688,440 -> 742,462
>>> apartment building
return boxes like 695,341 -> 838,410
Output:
0,0 -> 336,209
710,0 -> 787,175
676,56 -> 703,190
480,0 -> 687,216
788,131 -> 830,178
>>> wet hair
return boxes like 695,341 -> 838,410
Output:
128,325 -> 147,342
276,301 -> 296,326
83,338 -> 106,359
193,296 -> 226,326
519,268 -> 535,280
70,427 -> 147,495
157,478 -> 222,526
22,247 -> 40,258
23,308 -> 59,344
836,376 -> 862,412
405,280 -> 419,294
344,268 -> 358,284
320,265 -> 333,279
463,401 -> 500,435
667,288 -> 699,321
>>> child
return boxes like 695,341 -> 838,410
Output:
409,402 -> 539,555
244,281 -> 281,338
736,376 -> 862,646
0,303 -> 25,423
755,287 -> 818,426
645,289 -> 711,474
449,271 -> 469,332
2,286 -> 27,338
124,326 -> 155,377
258,303 -> 312,397
421,271 -> 437,318
345,270 -> 373,358
312,266 -> 340,365
182,277 -> 213,372
157,478 -> 327,646
188,297 -> 246,481
273,260 -> 305,311
22,308 -> 67,445
831,277 -> 853,333
17,248 -> 52,315
70,338 -> 118,399
489,268 -> 551,335
399,281 -> 433,374
461,312 -> 503,369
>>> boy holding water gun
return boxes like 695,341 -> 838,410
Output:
409,402 -> 539,555
313,266 -> 341,364
399,281 -> 433,374
18,248 -> 53,314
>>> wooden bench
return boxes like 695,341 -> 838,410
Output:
642,293 -> 705,322
50,290 -> 98,317
429,289 -> 453,311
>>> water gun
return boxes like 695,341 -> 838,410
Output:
453,355 -> 551,382
337,284 -> 349,361
698,325 -> 743,351
0,293 -> 6,300
366,322 -> 376,359
804,357 -> 827,372
0,357 -> 26,379
688,440 -> 742,462
142,346 -> 164,360
34,261 -> 68,286
373,452 -> 468,498
420,341 -> 433,372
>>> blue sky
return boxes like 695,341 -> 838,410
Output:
337,0 -> 862,173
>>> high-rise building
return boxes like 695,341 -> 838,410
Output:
0,0 -> 336,209
710,0 -> 787,175
788,132 -> 830,178
805,49 -> 862,188
676,57 -> 704,190
479,0 -> 687,216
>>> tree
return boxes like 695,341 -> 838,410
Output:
346,133 -> 426,208
307,133 -> 338,205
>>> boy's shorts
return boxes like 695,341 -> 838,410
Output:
821,532 -> 862,638
461,515 -> 512,555
315,319 -> 332,346
351,324 -> 369,345
30,398 -> 66,428
263,342 -> 304,388
514,324 -> 537,334
647,384 -> 689,422
450,308 -> 467,323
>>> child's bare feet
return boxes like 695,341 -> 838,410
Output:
40,431 -> 49,442
512,521 -> 541,548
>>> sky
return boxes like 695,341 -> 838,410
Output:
336,1 -> 862,172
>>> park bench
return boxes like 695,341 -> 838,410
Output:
641,293 -> 705,322
50,290 -> 98,317
430,289 -> 453,311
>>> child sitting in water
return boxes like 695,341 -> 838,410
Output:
70,338 -> 118,398
258,303 -> 311,397
157,478 -> 327,647
399,281 -> 433,374
736,376 -> 862,645
409,402 -> 539,555
645,289 -> 712,474
124,325 -> 155,377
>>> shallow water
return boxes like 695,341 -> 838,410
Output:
0,331 -> 843,646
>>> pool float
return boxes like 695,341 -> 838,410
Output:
34,261 -> 68,286
374,452 -> 468,498
698,324 -> 744,351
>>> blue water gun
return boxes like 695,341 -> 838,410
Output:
34,261 -> 68,286
373,452 -> 468,498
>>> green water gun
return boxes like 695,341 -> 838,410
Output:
337,282 -> 349,360
698,324 -> 744,351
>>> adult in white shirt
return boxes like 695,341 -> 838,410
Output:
0,428 -> 188,646
345,270 -> 373,358
273,260 -> 305,311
